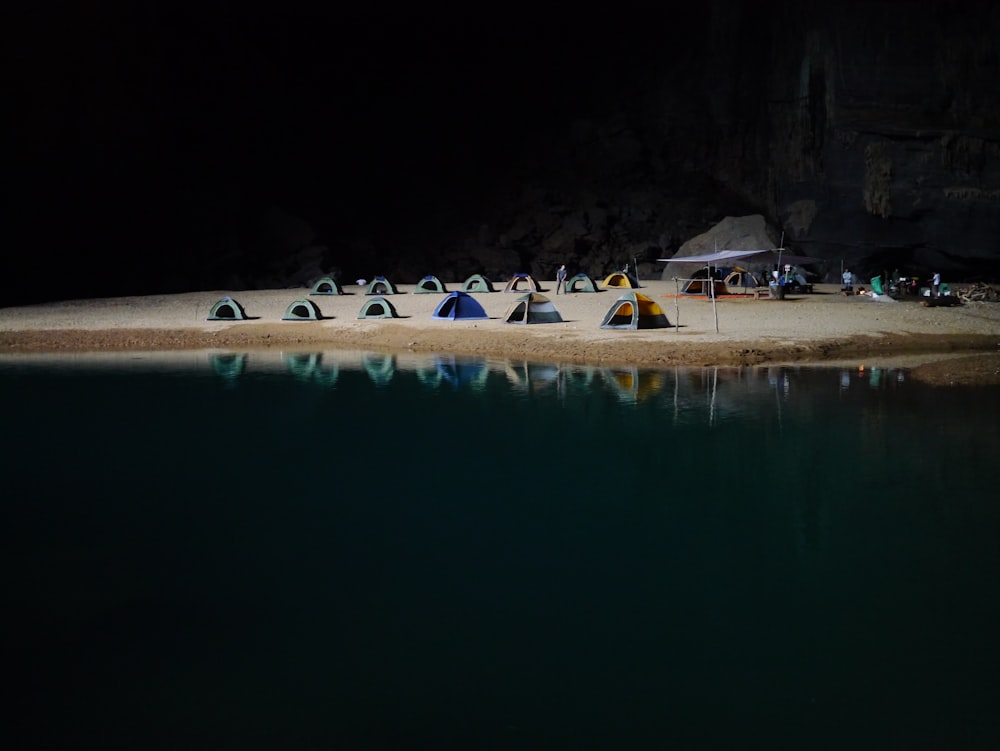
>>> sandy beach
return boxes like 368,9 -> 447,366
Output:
2,280 -> 999,385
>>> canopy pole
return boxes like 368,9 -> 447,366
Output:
708,264 -> 719,334
674,277 -> 680,332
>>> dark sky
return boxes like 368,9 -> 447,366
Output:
4,2 -> 705,302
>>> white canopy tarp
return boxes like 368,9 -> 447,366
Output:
656,249 -> 826,266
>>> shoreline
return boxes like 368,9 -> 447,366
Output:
2,282 -> 999,385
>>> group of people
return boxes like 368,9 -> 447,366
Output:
841,268 -> 942,296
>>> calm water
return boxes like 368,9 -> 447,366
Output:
2,351 -> 999,749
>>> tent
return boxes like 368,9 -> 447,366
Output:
565,273 -> 598,293
502,272 -> 540,293
723,267 -> 763,289
282,299 -> 323,320
365,276 -> 398,295
357,296 -> 400,319
432,291 -> 489,320
599,292 -> 670,329
462,274 -> 495,293
680,275 -> 729,296
207,296 -> 248,321
415,275 -> 447,294
502,292 -> 563,324
310,276 -> 344,295
601,271 -> 639,289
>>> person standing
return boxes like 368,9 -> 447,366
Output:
932,271 -> 941,297
555,264 -> 567,294
842,268 -> 853,292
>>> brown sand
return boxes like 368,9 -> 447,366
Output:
2,281 -> 999,385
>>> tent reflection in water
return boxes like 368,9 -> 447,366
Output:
503,293 -> 563,324
599,291 -> 670,329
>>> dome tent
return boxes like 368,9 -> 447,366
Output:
601,271 -> 639,289
599,292 -> 670,329
502,273 -> 540,293
502,293 -> 563,324
432,291 -> 489,320
310,276 -> 344,295
207,296 -> 248,321
565,273 -> 598,293
415,275 -> 447,293
461,274 -> 495,293
365,276 -> 399,295
357,296 -> 400,319
282,299 -> 323,320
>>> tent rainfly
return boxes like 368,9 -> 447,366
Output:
599,292 -> 670,329
282,299 -> 323,320
365,276 -> 398,295
461,274 -> 495,293
680,277 -> 729,296
357,296 -> 400,319
207,296 -> 248,321
502,272 -> 540,293
432,291 -> 489,320
601,271 -> 639,289
310,276 -> 344,295
503,292 -> 563,324
565,273 -> 598,293
415,275 -> 447,294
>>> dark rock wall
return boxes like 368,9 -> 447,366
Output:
6,2 -> 999,305
420,0 -> 1000,286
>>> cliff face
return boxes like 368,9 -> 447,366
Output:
6,2 -> 1000,305
743,0 -> 1000,276
393,1 -> 1000,287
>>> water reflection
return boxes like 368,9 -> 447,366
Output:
209,352 -> 246,382
1,349 -> 997,749
361,353 -> 395,387
284,352 -> 339,385
1,350 -> 918,410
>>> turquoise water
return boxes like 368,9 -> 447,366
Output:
2,352 -> 999,749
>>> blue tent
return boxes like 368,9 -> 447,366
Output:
432,291 -> 489,320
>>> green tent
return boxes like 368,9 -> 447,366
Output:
365,276 -> 398,295
461,273 -> 495,293
207,297 -> 248,321
415,275 -> 447,293
358,296 -> 400,319
565,273 -> 598,293
282,299 -> 323,320
310,276 -> 344,295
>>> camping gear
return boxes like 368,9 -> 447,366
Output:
502,293 -> 563,324
601,271 -> 639,289
565,273 -> 598,292
461,274 -> 495,293
358,296 -> 400,319
502,273 -> 541,293
310,277 -> 344,295
680,277 -> 728,296
282,299 -> 322,320
432,291 -> 489,320
207,297 -> 248,321
599,292 -> 670,329
365,276 -> 398,295
723,267 -> 762,290
415,275 -> 447,293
